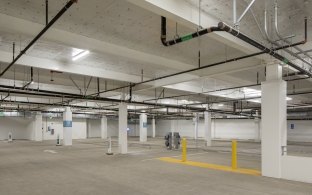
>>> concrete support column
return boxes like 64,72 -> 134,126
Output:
34,112 -> 43,141
101,116 -> 108,139
193,113 -> 199,140
152,118 -> 156,138
63,107 -> 72,146
139,113 -> 147,142
261,64 -> 287,178
204,111 -> 212,146
170,120 -> 176,133
118,103 -> 128,154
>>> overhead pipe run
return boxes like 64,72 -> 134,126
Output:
85,38 -> 308,99
274,1 -> 312,62
0,87 -> 205,112
0,0 -> 77,77
22,67 -> 34,89
218,19 -> 312,77
263,9 -> 312,70
160,16 -> 222,46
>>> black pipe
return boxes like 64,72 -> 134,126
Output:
97,77 -> 100,96
129,83 -> 133,102
93,39 -> 306,97
142,74 -> 307,102
218,19 -> 311,77
161,16 -> 222,46
137,42 -> 308,86
0,0 -> 77,77
305,17 -> 307,43
1,100 -> 118,112
46,0 -> 49,25
22,67 -> 34,89
1,93 -> 10,102
0,87 -> 205,111
12,42 -> 15,60
180,89 -> 312,106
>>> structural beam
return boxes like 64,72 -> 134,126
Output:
0,51 -> 143,83
0,13 -> 195,71
128,0 -> 261,54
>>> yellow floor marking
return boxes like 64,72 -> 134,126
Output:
158,157 -> 261,176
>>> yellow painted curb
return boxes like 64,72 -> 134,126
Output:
158,157 -> 261,176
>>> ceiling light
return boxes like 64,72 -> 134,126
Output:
286,97 -> 293,101
72,50 -> 90,61
218,104 -> 224,107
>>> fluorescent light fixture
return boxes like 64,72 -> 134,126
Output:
72,50 -> 89,61
286,97 -> 293,101
218,104 -> 224,107
250,97 -> 293,103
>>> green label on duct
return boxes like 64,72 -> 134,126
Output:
181,34 -> 193,42
283,58 -> 289,64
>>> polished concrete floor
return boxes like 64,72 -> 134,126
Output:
1,138 -> 312,195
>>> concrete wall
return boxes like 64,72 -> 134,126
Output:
1,116 -> 311,142
0,117 -> 34,140
87,119 -> 101,138
87,118 -> 153,138
156,119 -> 312,142
282,155 -> 312,183
156,119 -> 260,140
287,120 -> 312,142
43,117 -> 87,140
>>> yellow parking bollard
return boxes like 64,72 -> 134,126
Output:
182,138 -> 187,162
232,140 -> 237,169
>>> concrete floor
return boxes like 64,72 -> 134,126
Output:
1,138 -> 312,195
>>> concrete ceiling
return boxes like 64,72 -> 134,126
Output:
0,0 -> 311,116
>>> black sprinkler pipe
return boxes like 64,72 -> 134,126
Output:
0,0 -> 77,77
22,67 -> 34,89
218,19 -> 311,77
161,16 -> 222,46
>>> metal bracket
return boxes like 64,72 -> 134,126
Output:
233,0 -> 256,29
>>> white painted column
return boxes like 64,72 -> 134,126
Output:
63,107 -> 72,146
34,112 -> 43,141
118,103 -> 128,154
101,116 -> 108,139
140,113 -> 147,142
152,118 -> 156,138
204,111 -> 212,146
254,110 -> 261,141
261,64 -> 287,178
193,113 -> 199,140
170,120 -> 176,133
